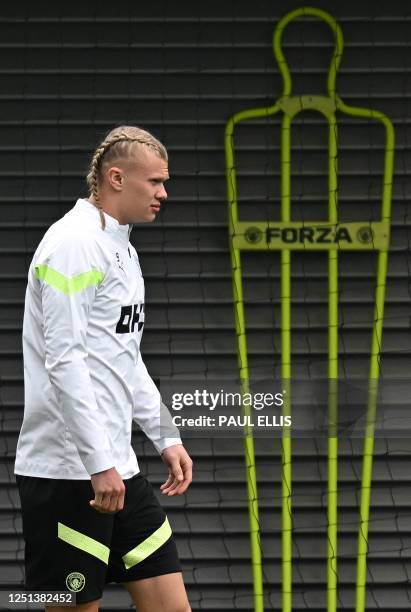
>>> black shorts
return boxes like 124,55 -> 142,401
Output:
16,473 -> 181,605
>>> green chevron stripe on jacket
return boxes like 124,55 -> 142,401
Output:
35,264 -> 104,295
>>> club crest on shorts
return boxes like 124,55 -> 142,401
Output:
66,571 -> 86,592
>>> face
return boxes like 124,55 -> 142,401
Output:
107,148 -> 169,224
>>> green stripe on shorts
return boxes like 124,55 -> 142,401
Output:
122,516 -> 172,570
35,264 -> 104,295
58,522 -> 110,565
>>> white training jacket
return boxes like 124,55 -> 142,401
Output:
14,198 -> 182,480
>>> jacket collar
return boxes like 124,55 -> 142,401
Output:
74,199 -> 131,244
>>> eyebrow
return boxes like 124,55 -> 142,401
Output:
149,175 -> 170,182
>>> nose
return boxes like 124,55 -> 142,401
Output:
156,185 -> 168,201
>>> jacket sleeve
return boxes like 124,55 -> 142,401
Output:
35,236 -> 115,476
133,353 -> 182,453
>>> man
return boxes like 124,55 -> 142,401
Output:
14,126 -> 193,612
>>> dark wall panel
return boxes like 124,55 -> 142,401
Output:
1,1 -> 410,610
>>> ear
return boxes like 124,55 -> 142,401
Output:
106,166 -> 124,191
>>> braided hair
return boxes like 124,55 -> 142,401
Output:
86,126 -> 168,230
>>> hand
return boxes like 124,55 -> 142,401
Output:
90,466 -> 125,514
160,444 -> 193,496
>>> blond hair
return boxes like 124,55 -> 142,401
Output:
86,125 -> 168,229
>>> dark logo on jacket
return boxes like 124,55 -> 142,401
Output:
116,303 -> 145,334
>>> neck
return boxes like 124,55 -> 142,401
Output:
88,195 -> 122,224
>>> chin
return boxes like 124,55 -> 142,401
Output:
133,215 -> 156,224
